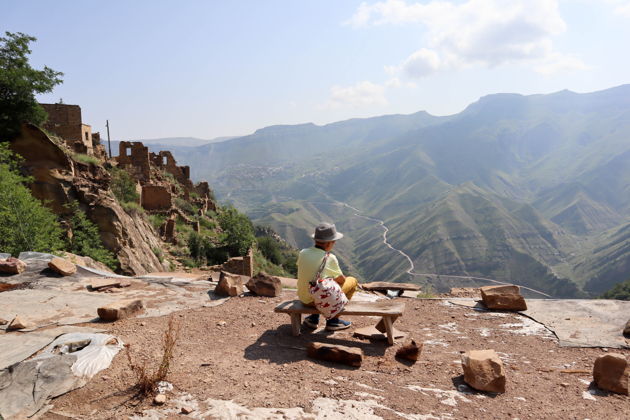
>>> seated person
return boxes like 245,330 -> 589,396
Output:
297,222 -> 358,331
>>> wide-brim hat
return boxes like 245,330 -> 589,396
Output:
311,222 -> 344,242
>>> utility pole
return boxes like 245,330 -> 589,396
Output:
106,120 -> 112,158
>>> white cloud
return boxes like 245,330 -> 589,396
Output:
401,48 -> 442,77
328,81 -> 388,108
615,2 -> 630,17
348,0 -> 586,77
534,52 -> 590,75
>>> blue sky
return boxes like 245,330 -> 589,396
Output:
3,0 -> 630,140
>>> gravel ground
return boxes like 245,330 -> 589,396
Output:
41,290 -> 630,420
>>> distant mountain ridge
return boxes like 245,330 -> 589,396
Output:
163,85 -> 630,297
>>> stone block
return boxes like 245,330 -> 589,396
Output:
395,340 -> 422,363
97,299 -> 144,321
307,342 -> 363,367
246,271 -> 282,297
480,285 -> 527,311
593,353 -> 629,395
0,257 -> 26,274
215,271 -> 244,297
7,315 -> 34,331
90,278 -> 131,290
461,349 -> 506,393
48,257 -> 77,276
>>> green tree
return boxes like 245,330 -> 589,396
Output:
0,143 -> 64,255
217,206 -> 255,256
600,279 -> 630,301
0,32 -> 63,139
64,201 -> 118,270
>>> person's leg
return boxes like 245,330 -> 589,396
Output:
302,301 -> 320,328
326,277 -> 358,331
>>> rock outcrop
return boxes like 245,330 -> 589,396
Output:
10,124 -> 168,275
461,349 -> 506,393
593,353 -> 629,395
480,285 -> 527,311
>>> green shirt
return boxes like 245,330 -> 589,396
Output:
297,246 -> 343,304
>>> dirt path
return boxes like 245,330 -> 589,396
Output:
41,291 -> 629,420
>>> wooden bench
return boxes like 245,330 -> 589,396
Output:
274,300 -> 405,345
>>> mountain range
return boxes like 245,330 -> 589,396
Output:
154,85 -> 630,298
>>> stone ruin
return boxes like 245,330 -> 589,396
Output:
114,141 -> 215,214
40,103 -> 107,160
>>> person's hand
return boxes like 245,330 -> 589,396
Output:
334,275 -> 345,286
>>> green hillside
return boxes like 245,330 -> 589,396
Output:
165,85 -> 630,298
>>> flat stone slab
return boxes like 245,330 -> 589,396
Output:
307,342 -> 363,367
354,325 -> 407,341
90,278 -> 131,290
362,282 -> 421,291
522,299 -> 630,349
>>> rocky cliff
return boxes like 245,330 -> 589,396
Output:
10,124 -> 168,275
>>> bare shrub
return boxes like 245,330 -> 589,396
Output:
125,316 -> 180,396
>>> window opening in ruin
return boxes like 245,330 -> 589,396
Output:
85,132 -> 89,141
163,156 -> 168,165
125,147 -> 131,156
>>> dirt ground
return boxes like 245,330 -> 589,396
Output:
40,290 -> 630,420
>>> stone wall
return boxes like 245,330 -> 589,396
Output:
220,249 -> 254,277
116,141 -> 151,182
141,185 -> 172,210
40,103 -> 94,155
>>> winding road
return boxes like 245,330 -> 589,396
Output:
305,192 -> 552,298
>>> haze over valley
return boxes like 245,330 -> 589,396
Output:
158,85 -> 630,298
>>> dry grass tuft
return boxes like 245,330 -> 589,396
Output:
125,316 -> 180,396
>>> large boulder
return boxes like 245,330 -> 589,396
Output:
480,285 -> 527,311
215,271 -> 244,297
593,353 -> 629,395
461,349 -> 506,393
0,257 -> 27,274
246,271 -> 282,297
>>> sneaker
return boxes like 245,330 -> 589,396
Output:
325,318 -> 352,331
303,314 -> 320,329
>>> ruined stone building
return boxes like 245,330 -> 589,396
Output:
114,141 -> 215,214
40,103 -> 104,157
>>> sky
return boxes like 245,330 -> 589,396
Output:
3,0 -> 630,140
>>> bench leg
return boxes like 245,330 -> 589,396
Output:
374,316 -> 398,345
290,313 -> 301,337
382,316 -> 395,345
